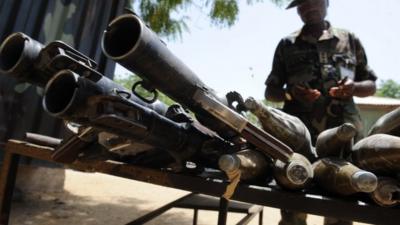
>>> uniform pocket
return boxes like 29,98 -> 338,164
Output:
333,53 -> 356,80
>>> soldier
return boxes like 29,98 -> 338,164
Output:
264,0 -> 377,225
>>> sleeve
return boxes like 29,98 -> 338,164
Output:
265,39 -> 287,88
350,33 -> 377,82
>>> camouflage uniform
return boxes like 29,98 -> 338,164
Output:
266,22 -> 377,225
266,22 -> 377,144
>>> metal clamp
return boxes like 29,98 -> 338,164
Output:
132,81 -> 158,103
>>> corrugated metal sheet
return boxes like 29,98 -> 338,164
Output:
0,0 -> 128,148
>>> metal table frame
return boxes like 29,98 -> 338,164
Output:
0,140 -> 399,225
125,192 -> 263,225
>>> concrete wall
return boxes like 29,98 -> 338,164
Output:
358,105 -> 398,136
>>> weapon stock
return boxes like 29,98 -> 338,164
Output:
102,13 -> 296,164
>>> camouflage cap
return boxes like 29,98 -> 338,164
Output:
286,0 -> 306,9
286,0 -> 328,9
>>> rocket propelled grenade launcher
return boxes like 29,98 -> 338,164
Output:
0,32 -> 45,84
101,13 -> 296,164
0,32 -> 167,115
0,32 -> 99,87
42,70 -> 230,167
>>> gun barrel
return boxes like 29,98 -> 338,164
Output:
102,14 -> 234,136
102,14 -> 208,107
43,70 -> 87,118
102,14 -> 296,163
0,32 -> 45,84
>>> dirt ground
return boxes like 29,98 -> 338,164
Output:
9,169 -> 372,225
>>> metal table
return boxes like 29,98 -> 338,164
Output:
0,140 -> 399,225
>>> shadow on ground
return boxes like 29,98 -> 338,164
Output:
10,191 -> 194,225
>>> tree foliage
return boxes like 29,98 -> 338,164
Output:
375,79 -> 400,99
129,0 -> 288,39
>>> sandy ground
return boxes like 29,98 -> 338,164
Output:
9,169 -> 372,225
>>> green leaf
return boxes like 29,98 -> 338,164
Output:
376,79 -> 400,99
128,0 -> 286,40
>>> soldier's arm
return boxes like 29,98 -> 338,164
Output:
331,33 -> 377,99
265,40 -> 287,102
352,33 -> 377,97
265,84 -> 286,102
353,80 -> 376,97
330,78 -> 376,98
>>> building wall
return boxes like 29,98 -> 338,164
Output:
358,106 -> 398,136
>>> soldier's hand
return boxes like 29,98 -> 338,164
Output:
329,78 -> 355,99
292,85 -> 321,103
